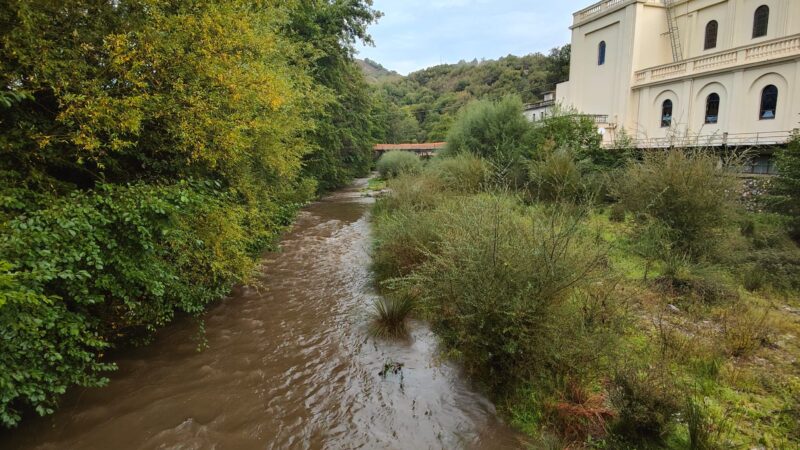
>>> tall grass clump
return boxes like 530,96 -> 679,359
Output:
369,296 -> 415,338
612,149 -> 739,257
376,150 -> 423,179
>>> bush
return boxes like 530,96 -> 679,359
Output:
610,366 -> 682,440
0,262 -> 113,427
612,149 -> 739,257
771,132 -> 800,240
394,195 -> 608,390
376,151 -> 423,179
426,154 -> 488,193
529,109 -> 603,162
444,95 -> 533,184
528,148 -> 585,202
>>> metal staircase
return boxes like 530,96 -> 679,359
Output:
664,0 -> 683,62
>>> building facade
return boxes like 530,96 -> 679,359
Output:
523,91 -> 556,122
556,0 -> 800,148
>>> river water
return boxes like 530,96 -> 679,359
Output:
3,179 -> 525,450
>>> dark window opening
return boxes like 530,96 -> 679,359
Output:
661,99 -> 673,128
704,21 -> 718,49
759,85 -> 778,120
753,5 -> 769,38
705,93 -> 720,124
598,41 -> 606,65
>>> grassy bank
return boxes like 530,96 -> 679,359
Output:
369,103 -> 800,448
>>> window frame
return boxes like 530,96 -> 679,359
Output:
705,93 -> 720,124
752,5 -> 769,38
661,99 -> 673,128
704,20 -> 718,50
759,85 -> 778,120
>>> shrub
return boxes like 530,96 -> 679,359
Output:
396,195 -> 608,390
371,207 -> 441,280
528,148 -> 585,202
444,95 -> 533,184
529,108 -> 603,160
0,262 -> 113,428
720,305 -> 773,358
376,151 -> 423,179
609,366 -> 682,440
426,154 -> 488,193
771,132 -> 800,240
612,149 -> 740,257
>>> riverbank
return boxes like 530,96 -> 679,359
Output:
369,159 -> 800,448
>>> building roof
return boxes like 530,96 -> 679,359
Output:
373,142 -> 447,151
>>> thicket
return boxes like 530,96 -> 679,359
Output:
0,0 -> 384,427
370,97 -> 800,448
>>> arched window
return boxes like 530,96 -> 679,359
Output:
661,99 -> 673,128
704,21 -> 718,50
759,85 -> 778,120
705,93 -> 720,124
753,5 -> 769,38
598,41 -> 606,65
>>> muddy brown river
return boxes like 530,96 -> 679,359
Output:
2,179 -> 525,450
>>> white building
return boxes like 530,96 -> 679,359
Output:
556,0 -> 800,149
523,91 -> 556,122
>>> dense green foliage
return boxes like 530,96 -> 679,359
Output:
370,104 -> 800,447
772,133 -> 800,240
369,47 -> 570,142
613,150 -> 739,257
444,96 -> 533,179
0,0 -> 382,427
375,151 -> 422,178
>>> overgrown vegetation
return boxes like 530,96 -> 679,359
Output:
375,151 -> 423,178
370,97 -> 800,448
0,0 -> 387,427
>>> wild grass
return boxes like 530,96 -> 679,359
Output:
369,296 -> 414,338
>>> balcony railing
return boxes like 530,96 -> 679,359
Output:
622,130 -> 796,149
574,0 -> 627,22
634,34 -> 800,86
574,0 -> 666,24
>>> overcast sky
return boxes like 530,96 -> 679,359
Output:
355,0 -> 590,75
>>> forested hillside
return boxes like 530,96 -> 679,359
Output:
369,46 -> 570,143
0,0 -> 383,427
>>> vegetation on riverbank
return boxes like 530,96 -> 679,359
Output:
0,0 -> 391,427
370,97 -> 800,448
